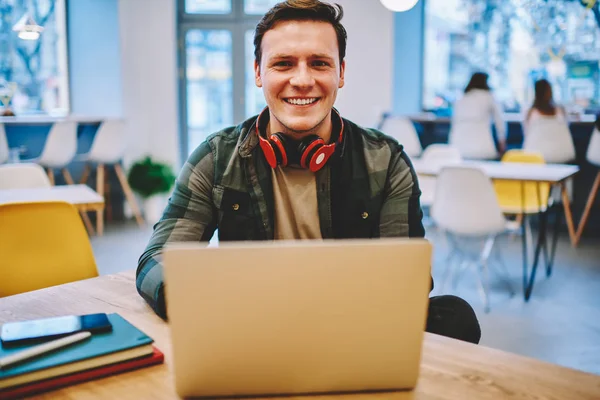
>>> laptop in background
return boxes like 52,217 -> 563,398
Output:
163,238 -> 432,398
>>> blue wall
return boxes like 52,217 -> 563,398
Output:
67,0 -> 122,117
392,1 -> 424,115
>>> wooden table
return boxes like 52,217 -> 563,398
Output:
412,159 -> 580,301
0,184 -> 105,235
1,271 -> 598,399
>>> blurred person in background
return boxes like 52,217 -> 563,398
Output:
524,79 -> 567,132
449,72 -> 506,159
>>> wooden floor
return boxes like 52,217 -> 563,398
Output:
90,221 -> 600,376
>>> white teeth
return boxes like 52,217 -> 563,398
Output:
286,98 -> 317,105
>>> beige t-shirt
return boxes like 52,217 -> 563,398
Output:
271,166 -> 322,240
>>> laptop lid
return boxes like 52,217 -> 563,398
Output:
164,238 -> 432,398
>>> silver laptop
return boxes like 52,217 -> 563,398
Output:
163,238 -> 432,398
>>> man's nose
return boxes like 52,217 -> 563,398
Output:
289,65 -> 315,88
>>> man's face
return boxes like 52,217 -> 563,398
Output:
255,20 -> 345,141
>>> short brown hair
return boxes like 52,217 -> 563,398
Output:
254,0 -> 347,66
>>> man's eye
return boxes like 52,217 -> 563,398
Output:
274,61 -> 292,67
313,61 -> 330,67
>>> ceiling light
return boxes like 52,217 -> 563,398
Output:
380,0 -> 420,12
12,13 -> 44,41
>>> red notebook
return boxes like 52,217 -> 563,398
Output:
0,347 -> 164,399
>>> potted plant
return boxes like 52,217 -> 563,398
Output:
127,156 -> 176,223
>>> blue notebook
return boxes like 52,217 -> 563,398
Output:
0,313 -> 153,380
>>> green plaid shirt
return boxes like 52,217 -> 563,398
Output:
137,114 -> 425,319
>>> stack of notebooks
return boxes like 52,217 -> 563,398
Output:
0,313 -> 164,399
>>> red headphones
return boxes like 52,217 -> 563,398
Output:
255,107 -> 344,172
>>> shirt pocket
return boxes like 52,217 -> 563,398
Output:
213,186 -> 255,241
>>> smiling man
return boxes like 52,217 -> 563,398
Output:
136,0 -> 481,344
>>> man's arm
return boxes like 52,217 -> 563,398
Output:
379,147 -> 425,239
136,142 -> 217,319
379,146 -> 431,290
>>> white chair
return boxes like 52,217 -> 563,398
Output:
523,117 -> 576,205
431,166 -> 515,312
417,144 -> 462,208
0,124 -> 8,164
21,121 -> 78,185
523,118 -> 575,164
380,116 -> 422,158
77,120 -> 144,228
0,163 -> 51,189
0,162 -> 97,235
575,128 -> 600,245
449,121 -> 498,160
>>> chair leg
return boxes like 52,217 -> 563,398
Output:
114,163 -> 145,227
61,168 -> 74,185
97,164 -> 105,235
560,181 -> 577,246
79,212 -> 96,236
476,236 -> 496,313
46,168 -> 55,186
491,240 -> 516,296
80,164 -> 91,184
574,171 -> 600,246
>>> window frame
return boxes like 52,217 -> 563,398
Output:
177,0 -> 267,158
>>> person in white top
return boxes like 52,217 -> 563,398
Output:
522,78 -> 575,164
524,79 -> 567,129
449,72 -> 506,159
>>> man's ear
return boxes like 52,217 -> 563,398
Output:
254,60 -> 262,88
339,60 -> 345,89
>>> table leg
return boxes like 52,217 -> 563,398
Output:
547,199 -> 561,277
97,207 -> 104,236
524,182 -> 549,301
521,181 -> 528,297
574,171 -> 600,246
97,164 -> 105,236
560,181 -> 577,246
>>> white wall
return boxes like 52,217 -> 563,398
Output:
118,0 -> 180,168
117,0 -> 393,167
69,0 -> 122,118
333,0 -> 394,128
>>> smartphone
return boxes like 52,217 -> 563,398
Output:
0,313 -> 112,347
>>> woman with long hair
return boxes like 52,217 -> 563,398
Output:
522,79 -> 575,163
525,79 -> 566,125
449,72 -> 506,159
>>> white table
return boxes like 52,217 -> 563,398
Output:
412,159 -> 579,301
0,185 -> 105,235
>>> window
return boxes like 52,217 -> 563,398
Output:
178,0 -> 273,157
185,0 -> 231,14
0,0 -> 68,115
423,0 -> 600,114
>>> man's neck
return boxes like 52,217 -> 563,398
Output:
266,112 -> 333,144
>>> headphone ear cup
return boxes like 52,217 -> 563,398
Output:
298,135 -> 325,169
269,133 -> 289,167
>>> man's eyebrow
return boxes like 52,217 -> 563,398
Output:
311,54 -> 335,60
269,54 -> 295,60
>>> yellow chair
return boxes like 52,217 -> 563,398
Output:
494,150 -> 551,215
0,201 -> 98,297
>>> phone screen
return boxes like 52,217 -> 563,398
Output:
0,313 -> 112,346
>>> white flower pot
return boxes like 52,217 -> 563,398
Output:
144,194 -> 168,224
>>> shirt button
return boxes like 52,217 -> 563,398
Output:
361,212 -> 369,219
232,203 -> 240,211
